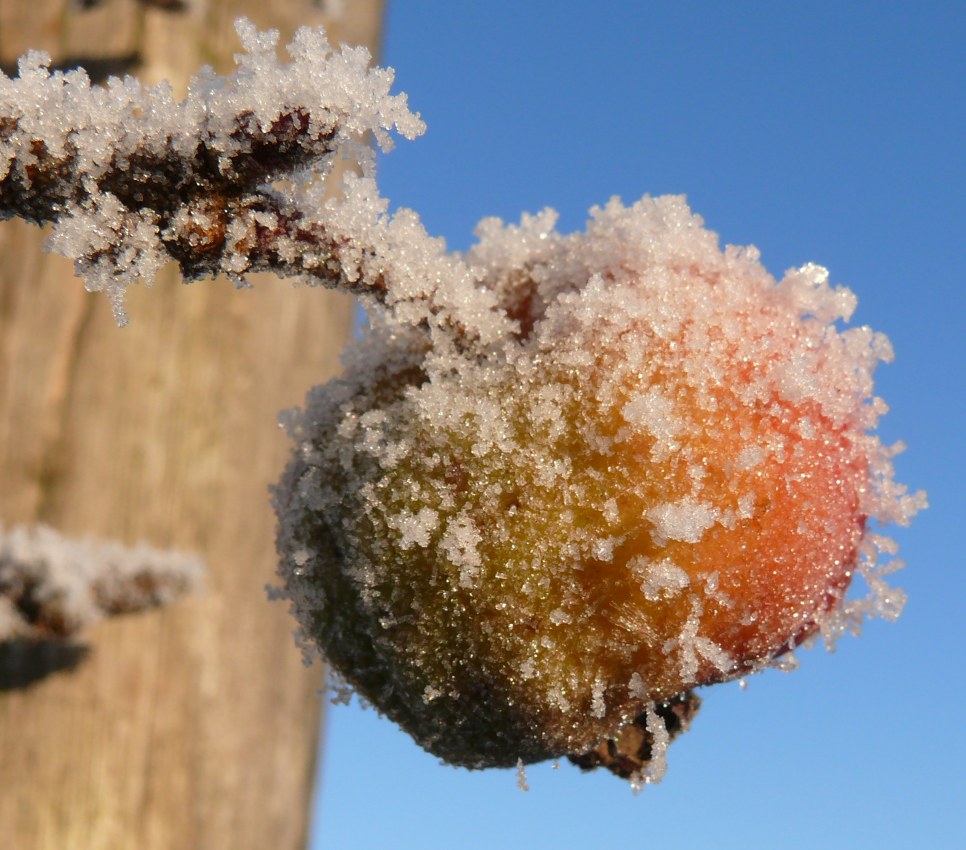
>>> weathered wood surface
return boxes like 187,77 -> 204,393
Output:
0,1 -> 382,847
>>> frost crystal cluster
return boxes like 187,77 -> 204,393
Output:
0,21 -> 924,783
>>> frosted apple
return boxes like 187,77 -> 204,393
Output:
274,195 -> 922,776
0,19 -> 920,786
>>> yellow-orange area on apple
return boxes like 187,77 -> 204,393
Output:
274,195 -> 918,772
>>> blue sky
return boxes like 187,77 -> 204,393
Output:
312,3 -> 964,847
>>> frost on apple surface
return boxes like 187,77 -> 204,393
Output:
0,20 -> 924,785
275,191 -> 925,777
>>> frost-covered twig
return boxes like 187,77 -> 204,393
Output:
0,522 -> 203,641
0,20 -> 461,327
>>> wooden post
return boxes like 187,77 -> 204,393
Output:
0,1 -> 384,847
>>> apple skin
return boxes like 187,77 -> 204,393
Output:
274,196 -> 891,770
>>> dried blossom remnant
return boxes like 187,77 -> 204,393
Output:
568,691 -> 701,784
0,523 -> 203,641
0,19 -> 425,324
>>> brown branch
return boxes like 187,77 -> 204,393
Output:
0,108 -> 338,227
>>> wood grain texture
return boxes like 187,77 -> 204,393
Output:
0,1 -> 383,847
